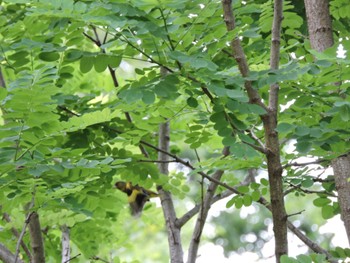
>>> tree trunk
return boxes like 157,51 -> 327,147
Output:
28,212 -> 45,263
331,155 -> 350,245
61,225 -> 70,263
304,0 -> 334,51
222,0 -> 288,261
265,1 -> 288,260
304,0 -> 350,244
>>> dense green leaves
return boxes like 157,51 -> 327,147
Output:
0,0 -> 349,262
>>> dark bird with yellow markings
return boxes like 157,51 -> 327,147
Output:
115,181 -> 159,216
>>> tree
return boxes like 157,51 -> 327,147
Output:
304,0 -> 350,246
0,0 -> 349,262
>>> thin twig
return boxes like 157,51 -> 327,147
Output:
177,174 -> 254,228
14,211 -> 35,263
83,29 -> 119,87
2,213 -> 32,261
91,256 -> 110,263
249,127 -> 266,150
287,210 -> 305,218
58,106 -> 81,117
284,182 -> 337,197
138,159 -> 177,163
283,159 -> 328,168
14,190 -> 36,263
63,253 -> 81,263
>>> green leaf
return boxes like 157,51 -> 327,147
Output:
301,177 -> 314,188
94,54 -> 109,73
242,28 -> 260,38
243,194 -> 252,206
296,254 -> 312,263
187,97 -> 198,108
321,205 -> 335,219
108,55 -> 122,68
295,141 -> 312,153
260,178 -> 269,186
0,88 -> 7,99
247,104 -> 266,115
237,185 -> 249,194
135,68 -> 144,75
339,104 -> 350,121
313,197 -> 331,207
280,255 -> 299,263
39,52 -> 60,62
276,123 -> 294,133
295,126 -> 310,136
142,90 -> 155,104
235,197 -> 243,209
80,56 -> 94,73
226,197 -> 235,208
251,190 -> 260,201
226,89 -> 248,102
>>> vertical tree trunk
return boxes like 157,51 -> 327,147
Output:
304,0 -> 334,51
61,225 -> 70,263
28,212 -> 45,263
158,122 -> 183,263
331,155 -> 350,245
158,67 -> 183,263
304,0 -> 350,244
222,0 -> 287,261
265,1 -> 288,261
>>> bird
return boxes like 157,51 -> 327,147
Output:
115,181 -> 158,216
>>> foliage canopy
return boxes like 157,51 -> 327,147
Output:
1,0 -> 350,262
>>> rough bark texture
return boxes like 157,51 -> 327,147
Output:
158,121 -> 184,263
265,1 -> 288,261
304,0 -> 350,245
28,212 -> 45,263
304,0 -> 334,51
331,155 -> 350,245
222,0 -> 287,261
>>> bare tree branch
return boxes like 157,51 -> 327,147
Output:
257,197 -> 336,262
283,159 -> 329,168
83,28 -> 119,87
2,213 -> 32,261
0,243 -> 25,263
221,0 -> 267,110
14,195 -> 36,263
91,255 -> 110,263
63,253 -> 81,263
286,221 -> 336,262
187,147 -> 229,263
284,182 -> 337,197
177,172 -> 254,228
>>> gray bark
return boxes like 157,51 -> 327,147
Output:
332,155 -> 350,245
304,0 -> 350,245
